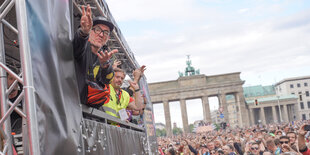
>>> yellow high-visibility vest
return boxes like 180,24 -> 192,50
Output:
102,84 -> 130,118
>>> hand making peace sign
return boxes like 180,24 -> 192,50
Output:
80,4 -> 93,34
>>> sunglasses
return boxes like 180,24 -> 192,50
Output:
280,141 -> 289,144
251,147 -> 259,150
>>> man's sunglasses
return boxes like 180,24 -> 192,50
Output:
280,141 -> 289,144
251,147 -> 259,150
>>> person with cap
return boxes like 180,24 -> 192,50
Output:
73,5 -> 117,104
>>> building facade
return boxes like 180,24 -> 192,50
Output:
155,123 -> 166,130
244,85 -> 298,125
275,76 -> 310,120
226,85 -> 299,126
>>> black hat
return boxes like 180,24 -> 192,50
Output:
93,16 -> 114,31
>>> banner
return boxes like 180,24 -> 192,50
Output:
26,0 -> 83,154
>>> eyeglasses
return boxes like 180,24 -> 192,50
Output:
280,141 -> 289,144
92,27 -> 110,36
251,147 -> 259,150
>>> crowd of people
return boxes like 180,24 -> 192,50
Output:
157,120 -> 310,155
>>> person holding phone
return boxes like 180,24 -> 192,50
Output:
298,124 -> 310,155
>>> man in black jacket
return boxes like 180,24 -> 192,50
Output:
73,5 -> 117,104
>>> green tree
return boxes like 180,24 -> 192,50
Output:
214,123 -> 220,131
156,128 -> 166,137
172,127 -> 183,135
189,124 -> 194,133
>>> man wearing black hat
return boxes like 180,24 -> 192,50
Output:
73,4 -> 117,104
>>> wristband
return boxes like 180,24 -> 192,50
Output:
299,146 -> 308,152
135,89 -> 140,92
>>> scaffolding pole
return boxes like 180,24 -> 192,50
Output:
0,20 -> 12,155
15,0 -> 40,154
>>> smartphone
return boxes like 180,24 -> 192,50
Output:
304,125 -> 310,131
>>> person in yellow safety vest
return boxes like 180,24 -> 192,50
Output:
102,67 -> 144,118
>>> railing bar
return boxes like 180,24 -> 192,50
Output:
0,62 -> 23,84
0,92 -> 24,126
73,1 -> 82,14
8,98 -> 26,118
2,19 -> 18,34
0,0 -> 15,22
0,0 -> 11,13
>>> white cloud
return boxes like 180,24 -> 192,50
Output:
106,0 -> 207,22
238,8 -> 249,14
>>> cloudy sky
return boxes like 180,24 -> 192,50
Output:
106,0 -> 310,128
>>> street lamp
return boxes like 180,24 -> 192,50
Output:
276,87 -> 283,123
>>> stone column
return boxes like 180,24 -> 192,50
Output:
236,92 -> 250,127
180,99 -> 189,133
163,100 -> 172,136
294,103 -> 300,120
260,107 -> 266,125
249,108 -> 255,126
283,104 -> 289,123
219,93 -> 229,123
287,105 -> 292,122
202,96 -> 211,123
272,106 -> 278,123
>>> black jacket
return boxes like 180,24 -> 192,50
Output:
73,29 -> 113,104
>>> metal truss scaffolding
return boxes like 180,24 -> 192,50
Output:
0,0 -> 39,154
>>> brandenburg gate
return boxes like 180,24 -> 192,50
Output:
149,72 -> 249,136
150,56 -> 251,136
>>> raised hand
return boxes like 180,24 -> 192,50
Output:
281,144 -> 292,152
133,65 -> 146,82
139,65 -> 146,75
80,4 -> 93,34
97,49 -> 118,67
298,124 -> 307,136
112,59 -> 122,69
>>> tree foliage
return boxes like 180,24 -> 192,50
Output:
189,124 -> 194,133
156,128 -> 166,137
172,127 -> 183,135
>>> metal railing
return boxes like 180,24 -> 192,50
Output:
82,104 -> 145,132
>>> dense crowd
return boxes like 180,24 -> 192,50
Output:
157,120 -> 310,155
